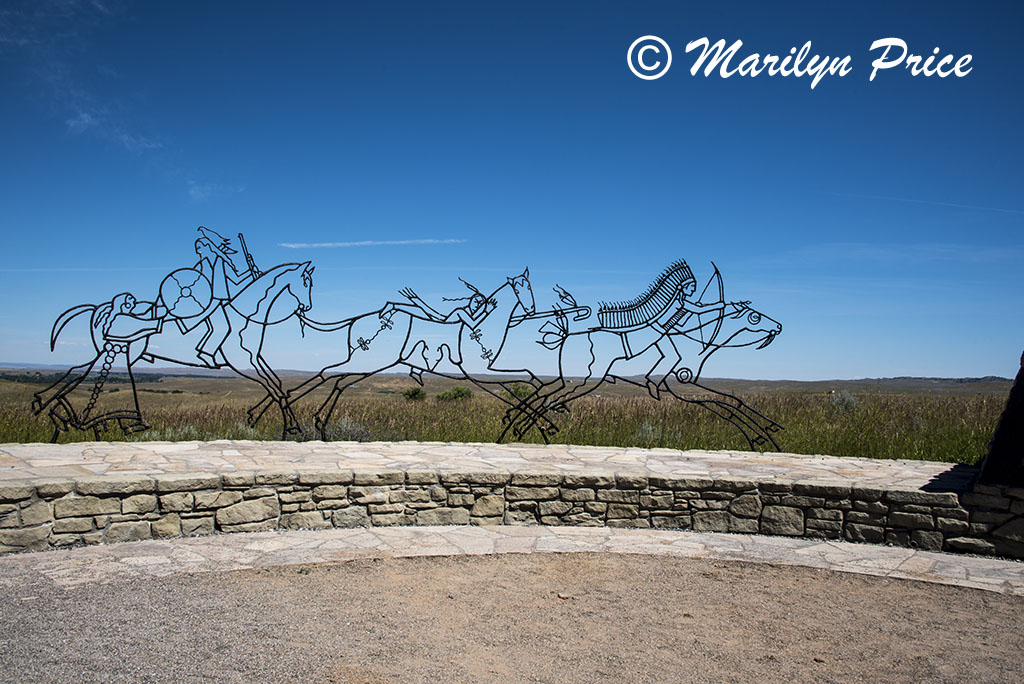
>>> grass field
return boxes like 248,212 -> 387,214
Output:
0,370 -> 1009,465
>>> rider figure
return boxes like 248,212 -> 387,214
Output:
381,279 -> 497,382
99,292 -> 163,342
664,278 -> 726,328
90,292 -> 157,433
643,274 -> 728,399
189,227 -> 255,366
384,278 -> 495,328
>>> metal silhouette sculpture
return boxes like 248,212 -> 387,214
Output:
33,228 -> 314,441
34,229 -> 782,449
259,260 -> 781,448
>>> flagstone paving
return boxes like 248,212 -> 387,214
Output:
1,525 -> 1020,595
0,440 -> 978,490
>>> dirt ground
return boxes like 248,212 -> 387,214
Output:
1,553 -> 1021,683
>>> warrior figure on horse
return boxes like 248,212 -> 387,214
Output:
171,226 -> 257,366
35,229 -> 315,441
595,259 -> 727,399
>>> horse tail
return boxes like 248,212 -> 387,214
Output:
50,304 -> 96,351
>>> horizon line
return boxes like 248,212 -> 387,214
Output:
0,363 -> 1011,384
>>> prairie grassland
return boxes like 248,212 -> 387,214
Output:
0,376 -> 1005,465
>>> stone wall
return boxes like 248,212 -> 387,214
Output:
2,469 -> 1023,558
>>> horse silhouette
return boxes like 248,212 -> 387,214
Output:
34,261 -> 314,441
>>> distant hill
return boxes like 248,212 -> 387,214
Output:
1,363 -> 1011,397
670,376 -> 1013,397
0,362 -> 238,378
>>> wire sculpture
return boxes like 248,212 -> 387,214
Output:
34,228 -> 783,449
33,227 -> 314,440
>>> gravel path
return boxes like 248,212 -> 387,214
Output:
2,552 -> 1021,684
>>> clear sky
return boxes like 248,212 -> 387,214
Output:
1,1 -> 1021,380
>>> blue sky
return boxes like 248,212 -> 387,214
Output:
1,1 -> 1021,380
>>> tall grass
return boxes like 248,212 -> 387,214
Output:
0,379 -> 1003,465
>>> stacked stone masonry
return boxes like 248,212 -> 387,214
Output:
2,469 -> 1023,559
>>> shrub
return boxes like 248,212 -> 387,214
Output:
323,418 -> 373,442
402,387 -> 426,401
437,385 -> 473,401
503,382 -> 534,401
830,390 -> 860,412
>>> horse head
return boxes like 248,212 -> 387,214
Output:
293,261 -> 314,314
669,299 -> 780,352
507,267 -> 535,316
717,300 -> 782,350
663,300 -> 780,384
280,261 -> 314,315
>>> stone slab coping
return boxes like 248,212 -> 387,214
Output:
2,526 -> 1020,596
0,440 -> 978,492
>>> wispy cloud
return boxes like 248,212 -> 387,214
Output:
62,106 -> 163,152
0,266 -> 170,273
280,238 -> 468,248
5,3 -> 170,157
826,191 -> 1024,216
799,242 -> 1024,264
116,131 -> 162,153
186,180 -> 245,202
748,242 -> 1024,270
65,109 -> 98,132
2,3 -> 241,202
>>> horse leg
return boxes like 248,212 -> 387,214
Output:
247,393 -> 276,426
702,398 -> 774,449
693,381 -> 783,435
643,338 -> 682,399
505,411 -> 555,445
33,361 -> 93,414
510,388 -> 560,439
662,382 -> 781,451
681,394 -> 762,450
47,398 -> 74,444
688,380 -> 783,445
501,361 -> 607,441
314,384 -> 343,440
484,379 -> 549,427
313,374 -> 368,440
506,374 -> 566,430
499,379 -> 555,440
249,372 -> 295,438
286,369 -> 339,401
507,374 -> 598,441
244,369 -> 341,428
530,345 -> 618,422
247,352 -> 301,437
471,380 -> 555,444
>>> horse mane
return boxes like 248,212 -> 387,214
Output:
597,260 -> 694,330
228,261 -> 306,315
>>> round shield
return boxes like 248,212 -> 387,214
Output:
159,269 -> 213,319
